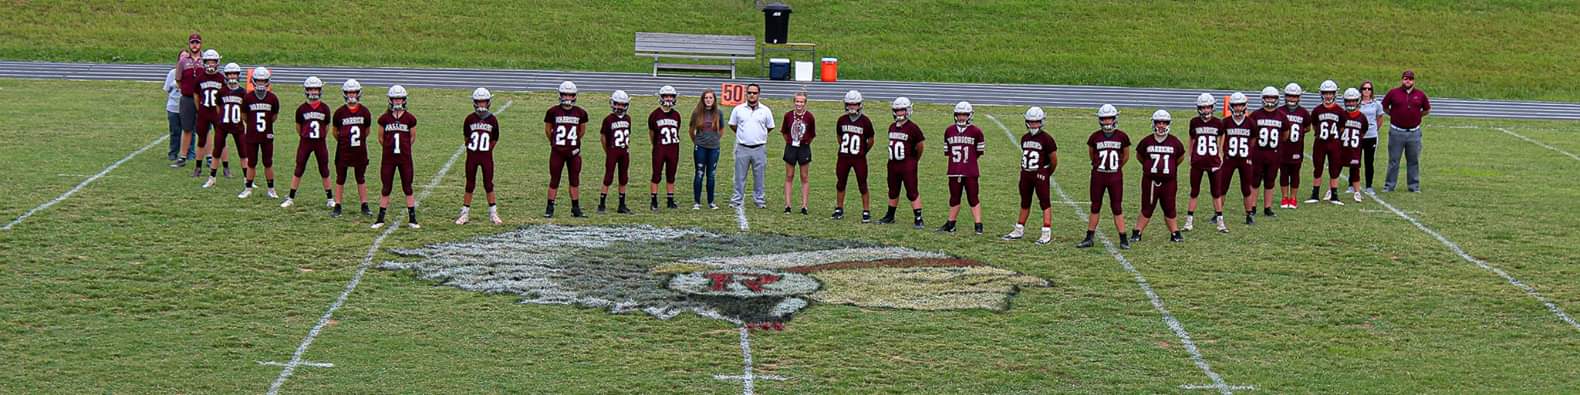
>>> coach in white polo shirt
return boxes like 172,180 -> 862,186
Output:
729,84 -> 774,208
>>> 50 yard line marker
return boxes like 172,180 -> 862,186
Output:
985,114 -> 1243,394
267,100 -> 512,394
4,134 -> 168,231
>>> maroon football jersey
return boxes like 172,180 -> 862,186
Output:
1019,131 -> 1057,175
1278,106 -> 1311,162
1340,110 -> 1370,151
1138,134 -> 1186,179
218,86 -> 247,133
835,113 -> 875,157
295,101 -> 332,141
1249,108 -> 1284,159
886,120 -> 925,164
241,91 -> 281,138
543,105 -> 589,152
195,72 -> 227,114
332,104 -> 373,152
464,112 -> 500,153
1087,130 -> 1132,174
378,111 -> 418,157
648,108 -> 683,148
1311,104 -> 1346,143
1188,115 -> 1223,166
780,110 -> 816,148
943,124 -> 986,177
1221,115 -> 1255,160
600,113 -> 632,152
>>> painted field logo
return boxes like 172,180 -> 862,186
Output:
380,225 -> 1048,329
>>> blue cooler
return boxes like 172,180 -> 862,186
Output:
769,58 -> 791,80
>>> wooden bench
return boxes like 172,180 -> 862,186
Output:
635,32 -> 757,79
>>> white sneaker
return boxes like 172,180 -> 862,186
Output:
1329,198 -> 1344,206
237,188 -> 253,199
1002,225 -> 1025,240
1035,228 -> 1052,245
1353,192 -> 1363,203
267,188 -> 279,199
280,198 -> 294,208
370,221 -> 385,229
408,222 -> 421,229
490,212 -> 503,225
693,203 -> 702,210
1304,197 -> 1320,204
455,209 -> 470,225
710,203 -> 719,210
202,177 -> 216,189
1217,221 -> 1229,233
1183,215 -> 1195,231
326,199 -> 336,208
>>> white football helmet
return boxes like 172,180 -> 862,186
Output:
252,66 -> 271,81
1343,88 -> 1361,111
609,89 -> 630,114
658,85 -> 676,108
303,76 -> 324,100
1152,109 -> 1172,136
473,87 -> 493,113
1319,80 -> 1338,93
1284,83 -> 1303,96
1260,86 -> 1279,109
558,81 -> 578,106
1196,93 -> 1215,107
953,101 -> 974,126
1024,106 -> 1046,134
387,84 -> 408,111
341,79 -> 362,103
200,49 -> 221,73
891,97 -> 912,120
1229,92 -> 1249,117
251,67 -> 271,96
1097,104 -> 1119,131
843,90 -> 863,104
222,63 -> 242,88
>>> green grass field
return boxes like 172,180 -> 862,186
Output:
2,78 -> 1578,393
4,1 -> 1580,101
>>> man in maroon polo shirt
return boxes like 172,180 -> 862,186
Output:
173,33 -> 204,168
1382,70 -> 1430,193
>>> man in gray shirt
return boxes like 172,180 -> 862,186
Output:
728,84 -> 774,208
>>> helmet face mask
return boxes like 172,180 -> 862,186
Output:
224,72 -> 241,88
475,99 -> 491,114
1026,120 -> 1042,134
845,102 -> 861,116
1231,103 -> 1248,118
1285,94 -> 1301,109
893,107 -> 909,121
204,60 -> 219,74
253,80 -> 270,98
306,87 -> 321,101
1197,105 -> 1213,118
1344,98 -> 1359,112
954,112 -> 971,127
1262,95 -> 1278,110
390,97 -> 407,111
344,90 -> 361,105
611,101 -> 627,115
1154,120 -> 1171,137
559,93 -> 576,107
660,95 -> 676,109
1099,116 -> 1117,132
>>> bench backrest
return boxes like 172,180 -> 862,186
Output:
635,32 -> 756,57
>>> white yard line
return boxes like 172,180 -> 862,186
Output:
266,101 -> 511,394
1493,127 -> 1580,162
735,203 -> 750,232
985,114 -> 1240,395
4,134 -> 168,231
1367,190 -> 1580,333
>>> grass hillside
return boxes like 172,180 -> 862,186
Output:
3,1 -> 1578,101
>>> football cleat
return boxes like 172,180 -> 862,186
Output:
490,212 -> 503,225
1354,192 -> 1363,203
202,177 -> 216,189
544,203 -> 555,218
330,205 -> 342,218
1217,221 -> 1229,233
1246,214 -> 1255,225
667,199 -> 678,209
1002,225 -> 1024,240
1329,194 -> 1345,205
616,202 -> 632,214
361,206 -> 373,216
1075,237 -> 1094,249
937,221 -> 957,233
1263,207 -> 1276,217
267,188 -> 279,199
1183,215 -> 1194,231
1170,233 -> 1184,242
784,207 -> 792,214
455,209 -> 470,225
876,213 -> 895,224
1289,198 -> 1298,209
370,221 -> 386,229
974,223 -> 984,234
861,210 -> 872,223
326,199 -> 335,208
171,158 -> 185,168
1130,230 -> 1142,242
1119,238 -> 1131,250
237,188 -> 253,199
831,208 -> 844,220
1036,228 -> 1052,245
408,222 -> 421,229
280,198 -> 294,208
570,207 -> 585,218
912,217 -> 924,229
597,202 -> 607,214
800,207 -> 808,215
650,197 -> 660,212
191,166 -> 202,178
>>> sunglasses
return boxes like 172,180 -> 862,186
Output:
1361,87 -> 1373,90
747,91 -> 760,95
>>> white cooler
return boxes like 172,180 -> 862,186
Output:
794,61 -> 814,82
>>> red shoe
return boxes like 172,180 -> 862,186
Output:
1288,197 -> 1298,209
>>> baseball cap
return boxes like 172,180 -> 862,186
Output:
1402,70 -> 1415,79
188,33 -> 202,43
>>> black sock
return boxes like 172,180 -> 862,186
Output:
619,193 -> 627,205
376,207 -> 387,222
1084,230 -> 1095,240
246,180 -> 255,188
407,206 -> 417,223
666,193 -> 674,202
289,189 -> 297,199
885,206 -> 896,217
547,198 -> 556,206
210,168 -> 217,177
1172,231 -> 1182,238
267,179 -> 275,188
361,202 -> 369,211
222,161 -> 229,170
913,208 -> 923,219
571,200 -> 580,209
1131,229 -> 1140,238
489,203 -> 496,208
1187,210 -> 1194,216
599,193 -> 607,205
324,189 -> 333,199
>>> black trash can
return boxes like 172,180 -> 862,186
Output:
763,2 -> 792,44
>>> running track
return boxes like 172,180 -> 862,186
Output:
2,60 -> 1578,120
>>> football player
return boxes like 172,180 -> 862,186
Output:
281,76 -> 333,209
1078,104 -> 1132,249
1005,107 -> 1056,244
457,87 -> 502,225
1218,92 -> 1256,230
238,67 -> 280,200
832,90 -> 875,222
1132,110 -> 1187,243
544,81 -> 589,218
192,49 -> 226,178
373,85 -> 418,229
1277,83 -> 1311,209
203,62 -> 246,189
1308,80 -> 1347,205
780,92 -> 816,215
876,97 -> 925,229
1340,88 -> 1371,203
940,102 -> 986,234
599,90 -> 634,214
1185,93 -> 1224,232
1249,86 -> 1284,219
649,85 -> 683,211
330,79 -> 373,218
